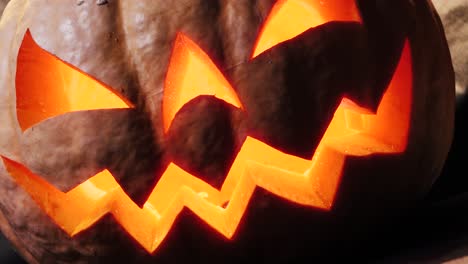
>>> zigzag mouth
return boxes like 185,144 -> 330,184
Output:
1,39 -> 412,253
2,0 -> 414,254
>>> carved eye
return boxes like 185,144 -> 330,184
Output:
16,30 -> 132,131
252,0 -> 361,57
250,0 -> 410,155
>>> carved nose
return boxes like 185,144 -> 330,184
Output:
161,33 -> 246,189
162,33 -> 243,134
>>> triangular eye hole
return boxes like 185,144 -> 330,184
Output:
16,30 -> 133,132
163,33 -> 243,133
252,0 -> 361,58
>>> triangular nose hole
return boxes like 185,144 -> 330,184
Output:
163,33 -> 243,133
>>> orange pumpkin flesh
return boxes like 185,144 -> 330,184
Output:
163,33 -> 244,133
14,31 -> 133,132
0,0 -> 453,263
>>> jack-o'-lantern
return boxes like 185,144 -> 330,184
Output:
0,0 -> 454,263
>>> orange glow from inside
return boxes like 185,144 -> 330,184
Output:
252,0 -> 361,58
15,30 -> 132,131
163,33 -> 243,133
8,1 -> 410,253
3,36 -> 413,253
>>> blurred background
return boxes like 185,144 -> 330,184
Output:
0,0 -> 467,263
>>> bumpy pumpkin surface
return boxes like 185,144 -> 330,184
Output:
0,0 -> 454,263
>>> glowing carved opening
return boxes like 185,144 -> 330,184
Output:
16,30 -> 132,131
4,0 -> 412,254
252,0 -> 361,58
1,39 -> 412,253
163,33 -> 243,133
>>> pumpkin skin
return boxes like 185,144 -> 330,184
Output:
0,0 -> 8,14
0,0 -> 454,263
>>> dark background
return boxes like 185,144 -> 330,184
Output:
0,1 -> 467,263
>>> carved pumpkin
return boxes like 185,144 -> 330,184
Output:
0,0 -> 454,263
